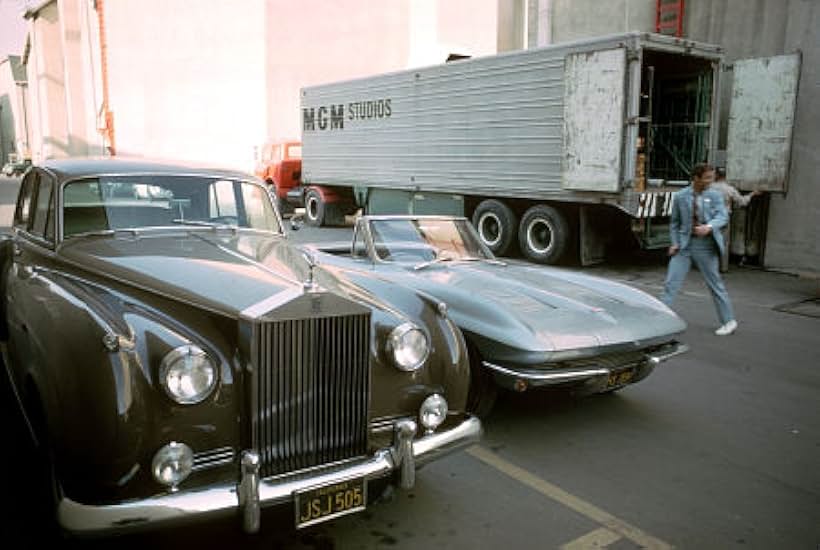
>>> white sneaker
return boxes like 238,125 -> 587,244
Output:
715,320 -> 737,336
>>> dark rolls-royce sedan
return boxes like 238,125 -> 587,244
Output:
0,158 -> 481,535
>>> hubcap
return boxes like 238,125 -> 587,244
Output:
306,195 -> 319,220
526,218 -> 554,255
477,212 -> 502,247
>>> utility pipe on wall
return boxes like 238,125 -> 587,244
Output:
94,0 -> 115,155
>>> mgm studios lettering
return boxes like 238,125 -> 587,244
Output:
303,99 -> 392,131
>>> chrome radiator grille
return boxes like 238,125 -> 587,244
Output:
252,313 -> 370,478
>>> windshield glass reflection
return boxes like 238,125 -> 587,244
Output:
369,218 -> 491,263
63,175 -> 281,238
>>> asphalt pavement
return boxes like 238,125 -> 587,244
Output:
0,175 -> 818,549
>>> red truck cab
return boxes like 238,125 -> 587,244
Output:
255,141 -> 302,212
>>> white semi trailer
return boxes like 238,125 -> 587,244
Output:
295,32 -> 800,265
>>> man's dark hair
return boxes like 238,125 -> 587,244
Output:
715,167 -> 726,179
692,163 -> 714,179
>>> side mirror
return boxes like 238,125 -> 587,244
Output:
290,214 -> 305,231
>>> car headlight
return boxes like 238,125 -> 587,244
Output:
387,323 -> 430,371
419,393 -> 448,433
160,345 -> 218,404
152,442 -> 193,490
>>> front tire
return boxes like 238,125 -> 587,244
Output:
518,204 -> 569,264
465,342 -> 498,418
472,199 -> 518,257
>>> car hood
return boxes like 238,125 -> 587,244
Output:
377,260 -> 686,358
58,231 -> 304,317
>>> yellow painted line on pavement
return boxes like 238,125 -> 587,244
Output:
561,527 -> 621,549
467,446 -> 672,550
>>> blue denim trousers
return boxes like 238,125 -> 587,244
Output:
661,237 -> 735,324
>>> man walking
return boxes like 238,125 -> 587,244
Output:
661,164 -> 737,336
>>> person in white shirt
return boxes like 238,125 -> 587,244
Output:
709,167 -> 762,272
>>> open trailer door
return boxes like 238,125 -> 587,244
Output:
562,48 -> 627,192
726,53 -> 801,193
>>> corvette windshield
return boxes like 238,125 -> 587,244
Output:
369,218 -> 491,263
62,176 -> 281,237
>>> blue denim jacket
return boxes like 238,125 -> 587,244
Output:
669,185 -> 729,256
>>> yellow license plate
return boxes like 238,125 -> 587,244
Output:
606,368 -> 636,388
295,477 -> 366,528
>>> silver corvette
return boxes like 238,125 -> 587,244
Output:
310,216 -> 689,415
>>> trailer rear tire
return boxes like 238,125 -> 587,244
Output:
519,204 -> 569,264
472,200 -> 517,257
304,188 -> 326,227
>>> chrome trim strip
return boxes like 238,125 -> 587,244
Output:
239,287 -> 305,320
482,360 -> 611,384
646,342 -> 690,365
191,448 -> 235,473
56,416 -> 482,535
481,342 -> 689,387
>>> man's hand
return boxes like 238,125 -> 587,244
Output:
693,224 -> 712,237
668,245 -> 680,256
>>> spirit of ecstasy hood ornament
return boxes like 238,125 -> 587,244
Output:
301,249 -> 319,292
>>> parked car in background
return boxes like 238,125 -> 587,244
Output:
254,141 -> 302,214
0,159 -> 480,536
2,154 -> 31,177
310,215 -> 690,416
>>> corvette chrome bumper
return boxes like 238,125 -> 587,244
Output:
483,341 -> 690,392
57,415 -> 482,536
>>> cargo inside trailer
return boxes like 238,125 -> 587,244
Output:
638,50 -> 715,188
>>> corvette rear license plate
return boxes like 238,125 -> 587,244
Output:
295,477 -> 366,528
606,368 -> 636,388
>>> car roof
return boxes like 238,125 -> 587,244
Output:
38,157 -> 257,183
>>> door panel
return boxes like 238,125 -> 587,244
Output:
562,48 -> 626,192
726,53 -> 801,192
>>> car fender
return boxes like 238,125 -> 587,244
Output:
8,270 -> 241,503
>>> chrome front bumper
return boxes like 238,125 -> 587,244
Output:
57,415 -> 482,536
483,341 -> 690,392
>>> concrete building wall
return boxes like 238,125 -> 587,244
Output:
0,57 -> 24,163
28,1 -> 70,160
547,0 -> 655,44
264,0 -> 410,146
18,0 -> 509,172
264,0 -> 501,146
24,0 -> 105,161
104,0 -> 268,170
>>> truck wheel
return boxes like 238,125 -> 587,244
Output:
518,204 -> 569,264
472,200 -> 517,256
304,188 -> 326,227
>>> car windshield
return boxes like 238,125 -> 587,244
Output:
62,175 -> 281,238
369,218 -> 491,263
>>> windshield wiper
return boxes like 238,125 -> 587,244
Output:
413,256 -> 457,271
414,256 -> 506,270
66,228 -> 142,239
171,219 -> 237,231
